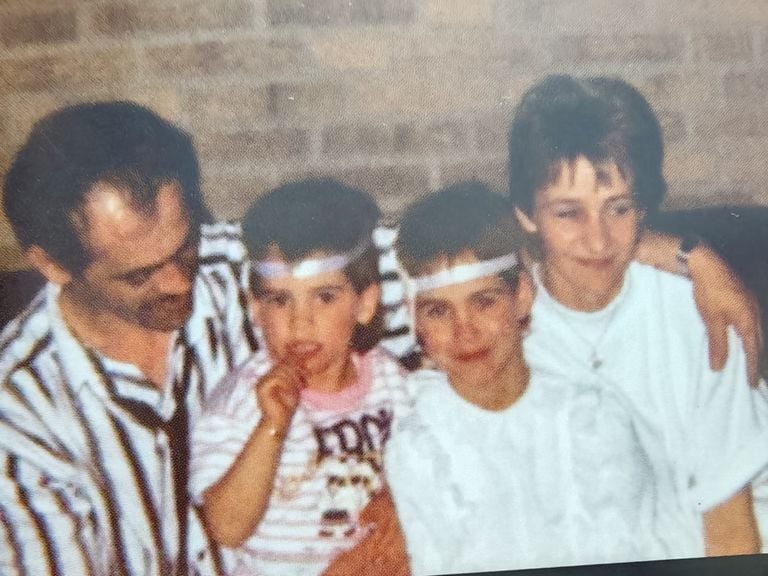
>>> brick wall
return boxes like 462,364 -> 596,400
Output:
1,0 -> 767,269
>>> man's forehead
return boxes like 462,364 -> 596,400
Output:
79,181 -> 192,268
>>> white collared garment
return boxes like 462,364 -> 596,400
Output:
526,262 -> 768,551
386,368 -> 699,575
0,221 -> 258,576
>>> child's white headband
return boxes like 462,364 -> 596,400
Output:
252,238 -> 370,280
410,253 -> 519,293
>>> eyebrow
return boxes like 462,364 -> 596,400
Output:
259,283 -> 347,296
415,297 -> 445,310
114,228 -> 196,281
416,286 -> 506,307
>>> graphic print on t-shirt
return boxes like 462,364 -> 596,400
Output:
312,408 -> 391,537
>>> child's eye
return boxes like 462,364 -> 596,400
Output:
263,293 -> 290,307
423,303 -> 449,319
473,294 -> 499,310
554,208 -> 579,219
317,290 -> 338,304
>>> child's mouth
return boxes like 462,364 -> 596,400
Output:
454,349 -> 490,362
288,341 -> 322,359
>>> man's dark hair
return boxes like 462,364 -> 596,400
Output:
396,181 -> 525,289
3,101 -> 207,273
242,178 -> 383,351
507,75 -> 666,217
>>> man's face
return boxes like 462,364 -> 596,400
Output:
517,156 -> 642,312
414,250 -> 533,402
70,180 -> 199,332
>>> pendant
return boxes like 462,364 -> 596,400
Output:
590,352 -> 603,370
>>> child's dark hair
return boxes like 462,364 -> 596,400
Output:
242,178 -> 383,351
396,181 -> 526,290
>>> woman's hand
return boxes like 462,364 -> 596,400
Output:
688,245 -> 762,386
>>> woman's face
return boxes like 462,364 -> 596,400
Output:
517,156 -> 643,312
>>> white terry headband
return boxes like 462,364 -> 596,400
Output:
252,238 -> 370,280
410,253 -> 519,293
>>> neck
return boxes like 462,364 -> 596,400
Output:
452,353 -> 529,412
541,265 -> 622,312
59,287 -> 174,388
304,354 -> 357,394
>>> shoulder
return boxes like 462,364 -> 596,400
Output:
199,221 -> 246,262
628,262 -> 695,300
0,287 -> 55,387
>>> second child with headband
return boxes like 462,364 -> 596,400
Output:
385,181 -> 759,575
189,179 -> 409,576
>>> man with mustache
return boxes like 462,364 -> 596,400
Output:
0,101 -> 257,575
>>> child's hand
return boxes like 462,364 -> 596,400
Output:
256,356 -> 306,433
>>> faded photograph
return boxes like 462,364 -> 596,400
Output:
1,2 -> 768,575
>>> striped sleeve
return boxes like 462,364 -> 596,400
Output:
373,226 -> 417,361
0,450 -> 104,576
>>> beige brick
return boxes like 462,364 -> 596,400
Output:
1,8 -> 77,48
691,32 -> 753,63
268,83 -> 346,122
348,66 -> 501,117
185,86 -> 270,130
199,128 -> 309,166
656,110 -> 686,142
122,88 -> 185,124
0,242 -> 26,272
497,0 -> 647,33
650,0 -> 768,26
336,166 -> 431,216
550,34 -> 684,63
321,124 -> 393,157
93,0 -> 254,37
267,0 -> 414,26
722,70 -> 768,101
311,32 -> 408,71
424,0 -> 494,25
474,114 -> 514,154
393,121 -> 468,155
144,38 -> 313,79
0,94 -> 63,151
0,48 -> 134,94
203,174 -> 274,220
439,159 -> 508,194
664,143 -> 724,185
350,0 -> 415,24
692,105 -> 768,139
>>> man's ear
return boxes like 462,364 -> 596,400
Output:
25,246 -> 73,286
355,283 -> 380,326
514,207 -> 538,235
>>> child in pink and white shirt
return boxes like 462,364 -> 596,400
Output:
189,179 -> 409,576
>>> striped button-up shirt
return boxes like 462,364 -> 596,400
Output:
0,222 -> 257,576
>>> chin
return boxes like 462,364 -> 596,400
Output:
140,307 -> 193,332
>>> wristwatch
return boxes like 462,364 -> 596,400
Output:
676,234 -> 705,277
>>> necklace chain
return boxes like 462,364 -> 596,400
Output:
549,295 -> 621,371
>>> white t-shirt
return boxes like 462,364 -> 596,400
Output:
386,369 -> 696,575
190,346 -> 408,576
526,263 -> 768,522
